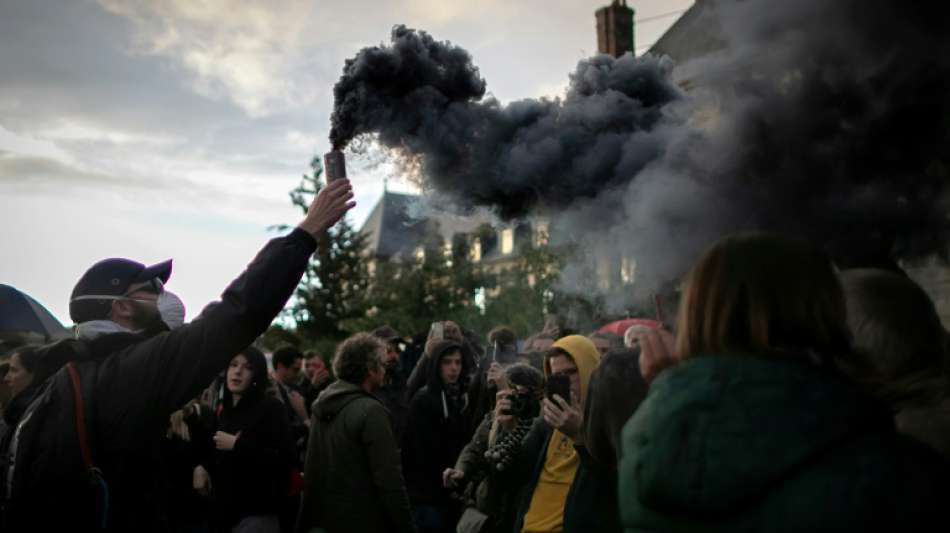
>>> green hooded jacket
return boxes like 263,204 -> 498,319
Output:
298,380 -> 415,533
620,355 -> 950,533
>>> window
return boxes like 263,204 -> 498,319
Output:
621,256 -> 636,284
501,228 -> 514,255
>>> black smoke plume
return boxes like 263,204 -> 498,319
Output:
331,1 -> 950,306
330,24 -> 682,220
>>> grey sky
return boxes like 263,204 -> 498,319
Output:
0,0 -> 691,325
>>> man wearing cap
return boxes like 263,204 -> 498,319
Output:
0,179 -> 354,532
372,325 -> 410,443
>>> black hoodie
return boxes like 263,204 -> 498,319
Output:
401,340 -> 473,506
191,349 -> 295,532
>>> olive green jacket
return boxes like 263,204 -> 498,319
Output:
298,380 -> 415,533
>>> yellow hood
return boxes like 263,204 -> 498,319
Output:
547,334 -> 602,403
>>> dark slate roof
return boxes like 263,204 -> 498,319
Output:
648,0 -> 728,67
359,191 -> 491,260
360,191 -> 428,259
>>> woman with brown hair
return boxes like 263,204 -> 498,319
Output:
619,233 -> 950,532
1,346 -> 46,443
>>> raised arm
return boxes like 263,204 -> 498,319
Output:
117,179 -> 355,421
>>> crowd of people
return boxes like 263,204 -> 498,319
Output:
2,178 -> 950,533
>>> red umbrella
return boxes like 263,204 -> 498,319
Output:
597,318 -> 661,336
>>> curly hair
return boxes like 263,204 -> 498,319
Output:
333,333 -> 384,385
505,362 -> 544,391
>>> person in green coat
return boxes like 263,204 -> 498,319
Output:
297,333 -> 416,533
620,233 -> 950,533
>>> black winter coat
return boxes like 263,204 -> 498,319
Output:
376,364 -> 410,444
563,446 -> 621,533
193,395 -> 295,531
0,228 -> 317,533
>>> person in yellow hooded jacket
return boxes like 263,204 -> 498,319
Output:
490,335 -> 600,533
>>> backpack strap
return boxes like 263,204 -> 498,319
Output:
65,362 -> 109,530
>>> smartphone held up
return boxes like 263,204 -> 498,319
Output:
545,374 -> 571,406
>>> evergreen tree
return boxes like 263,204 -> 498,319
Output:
279,157 -> 370,345
354,234 -> 488,336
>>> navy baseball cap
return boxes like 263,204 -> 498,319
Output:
69,258 -> 172,323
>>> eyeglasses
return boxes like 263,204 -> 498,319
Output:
70,277 -> 165,305
123,277 -> 164,296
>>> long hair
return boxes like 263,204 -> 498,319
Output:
584,347 -> 647,468
222,345 -> 269,408
676,233 -> 850,360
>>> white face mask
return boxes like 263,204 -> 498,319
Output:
157,291 -> 186,330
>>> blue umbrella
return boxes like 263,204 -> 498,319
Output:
0,284 -> 70,340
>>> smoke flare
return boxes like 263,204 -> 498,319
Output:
331,1 -> 950,306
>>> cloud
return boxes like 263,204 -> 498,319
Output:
0,150 -> 157,191
97,0 -> 321,117
0,0 -> 697,325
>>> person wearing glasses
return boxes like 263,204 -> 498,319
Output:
0,178 -> 355,533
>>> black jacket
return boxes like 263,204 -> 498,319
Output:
401,340 -> 472,507
497,418 -> 551,533
376,363 -> 410,444
563,445 -> 621,533
0,228 -> 317,533
193,394 -> 295,531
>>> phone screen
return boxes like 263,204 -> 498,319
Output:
545,374 -> 571,405
430,322 -> 444,341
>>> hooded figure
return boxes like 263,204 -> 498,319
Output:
495,335 -> 600,533
188,347 -> 295,533
401,339 -> 473,532
298,333 -> 415,533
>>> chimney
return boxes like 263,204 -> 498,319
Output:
596,0 -> 635,58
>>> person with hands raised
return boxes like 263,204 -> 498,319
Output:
628,327 -> 677,386
495,336 -> 601,533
